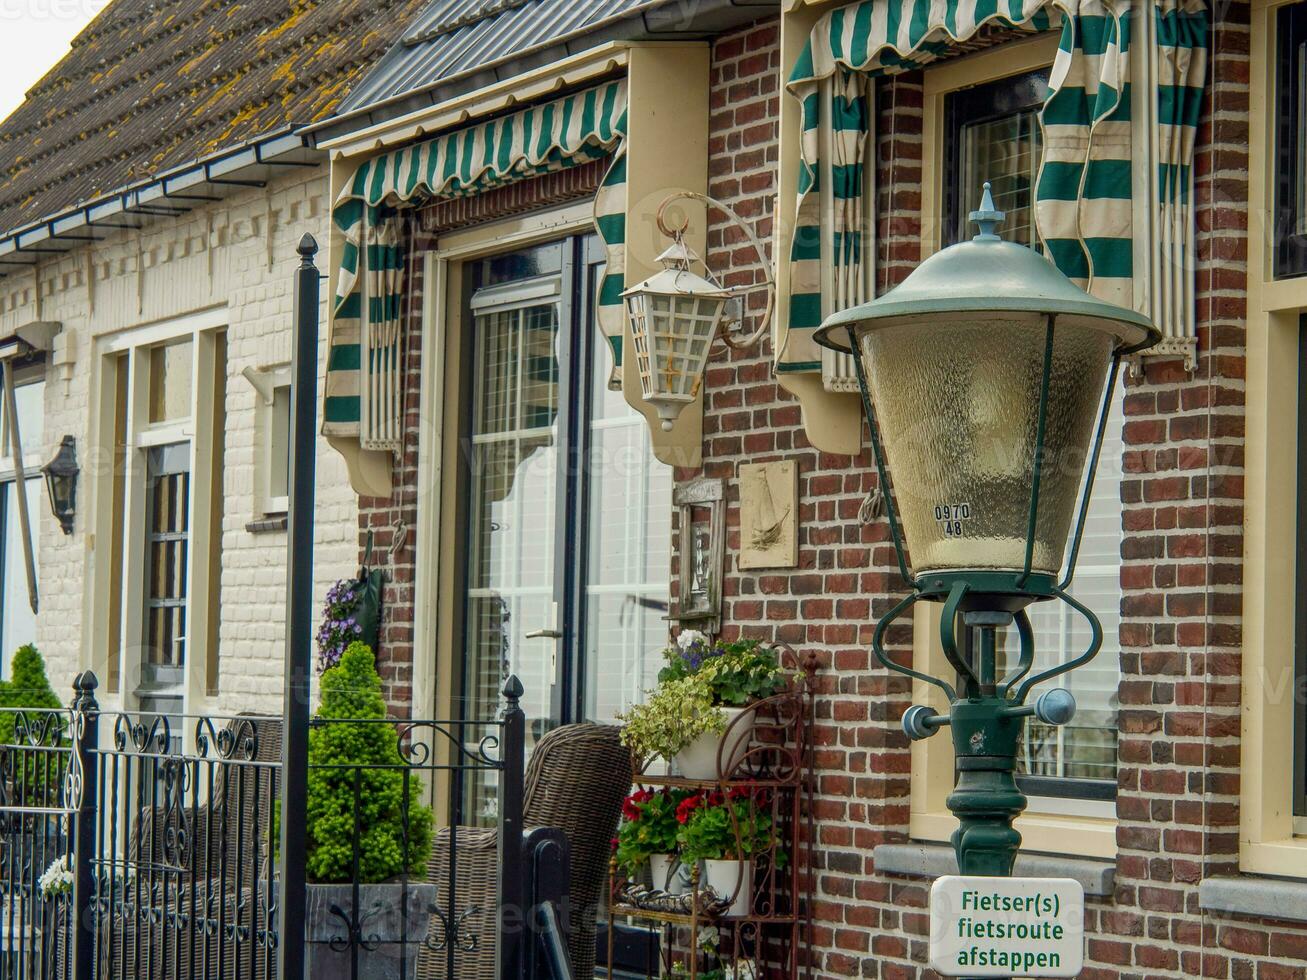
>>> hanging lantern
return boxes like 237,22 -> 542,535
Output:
814,184 -> 1158,604
623,193 -> 773,431
41,435 -> 78,536
623,241 -> 731,431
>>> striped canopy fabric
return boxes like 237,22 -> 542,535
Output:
780,0 -> 1208,377
325,80 -> 630,442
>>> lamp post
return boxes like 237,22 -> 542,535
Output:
814,185 -> 1158,878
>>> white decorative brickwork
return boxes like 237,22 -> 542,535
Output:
0,167 -> 358,717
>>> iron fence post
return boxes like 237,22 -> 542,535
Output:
279,234 -> 320,980
70,671 -> 99,980
498,676 -> 525,980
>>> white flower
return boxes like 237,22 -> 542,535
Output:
38,856 -> 73,899
676,629 -> 707,653
696,925 -> 720,952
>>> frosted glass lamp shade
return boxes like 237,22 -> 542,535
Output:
853,312 -> 1113,577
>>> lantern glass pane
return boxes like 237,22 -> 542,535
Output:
859,316 -> 1113,576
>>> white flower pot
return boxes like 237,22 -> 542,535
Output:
703,859 -> 753,918
672,706 -> 755,779
648,853 -> 681,894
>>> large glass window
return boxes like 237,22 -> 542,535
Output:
1276,3 -> 1307,278
0,361 -> 44,675
944,69 -> 1122,803
456,235 -> 672,816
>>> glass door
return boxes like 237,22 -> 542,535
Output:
462,246 -> 566,741
455,234 -> 672,803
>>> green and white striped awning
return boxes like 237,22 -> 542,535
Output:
779,0 -> 1208,377
325,79 -> 629,443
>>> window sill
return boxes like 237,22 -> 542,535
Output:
1201,875 -> 1307,923
873,842 -> 1115,897
245,515 -> 288,534
911,808 -> 1117,860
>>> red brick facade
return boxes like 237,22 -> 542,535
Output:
366,3 -> 1307,975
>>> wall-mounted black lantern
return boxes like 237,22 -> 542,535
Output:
41,436 -> 78,535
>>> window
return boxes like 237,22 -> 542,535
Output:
455,235 -> 671,817
938,65 -> 1123,807
98,324 -> 226,716
142,443 -> 190,702
943,69 -> 1047,249
1276,3 -> 1307,277
0,359 -> 44,673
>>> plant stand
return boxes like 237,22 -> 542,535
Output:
607,651 -> 817,979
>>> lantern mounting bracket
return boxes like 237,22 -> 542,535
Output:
653,192 -> 774,351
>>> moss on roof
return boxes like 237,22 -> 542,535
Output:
0,0 -> 430,232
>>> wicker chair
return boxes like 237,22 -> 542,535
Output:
419,723 -> 633,980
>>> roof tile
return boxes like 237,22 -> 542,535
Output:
0,0 -> 430,232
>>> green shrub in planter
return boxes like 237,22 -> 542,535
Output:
306,642 -> 432,883
0,645 -> 65,807
0,644 -> 62,743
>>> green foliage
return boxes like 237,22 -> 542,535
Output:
675,789 -> 776,864
616,675 -> 724,766
0,645 -> 65,807
0,645 -> 63,743
615,788 -> 690,876
305,643 -> 433,883
657,633 -> 786,707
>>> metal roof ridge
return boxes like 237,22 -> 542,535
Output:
307,0 -> 674,137
0,127 -> 314,256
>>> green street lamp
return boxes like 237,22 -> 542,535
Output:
814,184 -> 1158,877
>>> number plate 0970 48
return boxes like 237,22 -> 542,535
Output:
934,502 -> 972,538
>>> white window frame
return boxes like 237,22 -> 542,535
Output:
90,308 -> 226,716
1243,0 -> 1307,879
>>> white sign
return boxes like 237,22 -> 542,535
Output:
928,875 -> 1084,978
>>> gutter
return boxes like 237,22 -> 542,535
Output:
306,0 -> 776,146
0,128 -> 318,273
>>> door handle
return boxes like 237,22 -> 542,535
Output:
525,628 -> 563,640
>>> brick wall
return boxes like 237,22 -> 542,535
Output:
699,19 -> 921,977
690,6 -> 1307,978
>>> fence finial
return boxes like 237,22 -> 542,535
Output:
71,671 -> 99,710
502,674 -> 524,704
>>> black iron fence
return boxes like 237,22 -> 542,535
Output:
0,673 -> 567,980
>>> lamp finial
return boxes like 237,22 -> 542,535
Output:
969,182 -> 1006,241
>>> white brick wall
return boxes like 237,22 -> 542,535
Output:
0,166 -> 358,716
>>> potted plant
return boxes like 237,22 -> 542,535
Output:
615,787 -> 690,893
617,673 -> 724,773
304,642 -> 435,980
658,633 -> 786,779
676,789 -> 776,917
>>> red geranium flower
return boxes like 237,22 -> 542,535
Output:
676,794 -> 703,824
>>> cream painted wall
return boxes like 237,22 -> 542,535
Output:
0,166 -> 358,717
